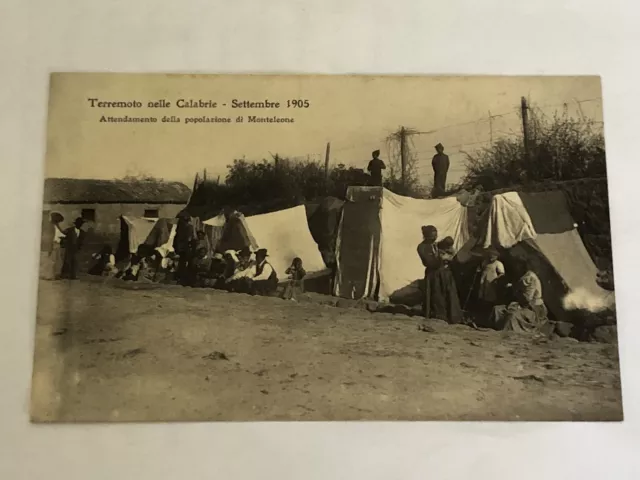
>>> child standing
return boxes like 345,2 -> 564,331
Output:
478,247 -> 505,305
282,257 -> 306,301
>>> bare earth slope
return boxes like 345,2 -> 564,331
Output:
31,280 -> 623,422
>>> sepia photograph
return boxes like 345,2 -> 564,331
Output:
31,73 -> 620,422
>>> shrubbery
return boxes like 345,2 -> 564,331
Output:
460,110 -> 606,191
188,155 -> 425,216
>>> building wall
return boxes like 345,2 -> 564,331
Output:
41,203 -> 186,251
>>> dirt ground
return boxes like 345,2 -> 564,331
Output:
30,278 -> 623,422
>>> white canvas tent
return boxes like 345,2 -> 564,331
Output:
244,205 -> 327,277
203,205 -> 328,278
118,216 -> 177,258
333,187 -> 471,302
478,190 -> 613,321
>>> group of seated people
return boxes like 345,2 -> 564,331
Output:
87,237 -> 308,300
419,224 -> 549,335
477,249 -> 548,334
85,222 -> 549,333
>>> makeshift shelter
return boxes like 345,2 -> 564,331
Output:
202,206 -> 328,279
244,205 -> 327,277
203,211 -> 258,253
333,187 -> 471,302
478,190 -> 609,323
116,216 -> 178,260
306,196 -> 345,267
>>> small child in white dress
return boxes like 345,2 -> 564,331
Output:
478,247 -> 505,304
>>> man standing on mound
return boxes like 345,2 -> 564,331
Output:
432,143 -> 450,198
367,150 -> 386,186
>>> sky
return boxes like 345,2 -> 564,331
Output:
44,74 -> 604,187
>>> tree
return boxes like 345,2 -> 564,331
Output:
461,109 -> 606,191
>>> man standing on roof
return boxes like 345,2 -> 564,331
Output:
367,150 -> 386,186
432,143 -> 450,198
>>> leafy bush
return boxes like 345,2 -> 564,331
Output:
188,153 -> 425,216
461,110 -> 606,191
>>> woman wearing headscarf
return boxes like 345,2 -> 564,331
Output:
43,212 -> 66,280
417,226 -> 463,324
489,257 -> 548,334
224,248 -> 254,293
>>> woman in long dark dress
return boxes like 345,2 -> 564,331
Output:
417,226 -> 463,324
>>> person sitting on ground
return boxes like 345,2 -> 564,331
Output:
138,252 -> 159,283
237,247 -> 254,270
88,245 -> 118,277
221,250 -> 237,278
189,246 -> 215,287
224,247 -> 255,293
250,248 -> 279,296
153,251 -> 177,284
282,257 -> 306,301
166,252 -> 179,275
121,254 -> 142,281
210,253 -> 226,275
195,230 -> 210,254
206,253 -> 227,289
488,257 -> 548,334
477,247 -> 505,308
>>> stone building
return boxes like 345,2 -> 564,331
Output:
41,178 -> 191,249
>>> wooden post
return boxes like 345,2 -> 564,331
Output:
521,97 -> 530,160
400,127 -> 407,189
324,142 -> 331,181
488,110 -> 494,143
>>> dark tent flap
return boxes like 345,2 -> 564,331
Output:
518,190 -> 575,234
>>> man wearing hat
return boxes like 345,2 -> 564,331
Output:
432,143 -> 450,198
250,248 -> 278,296
367,149 -> 386,187
224,246 -> 255,293
60,217 -> 85,280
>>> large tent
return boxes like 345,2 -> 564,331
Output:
306,196 -> 345,267
245,205 -> 328,276
333,186 -> 471,302
332,186 -> 608,323
203,212 -> 258,254
116,216 -> 178,260
203,205 -> 328,278
479,190 -> 610,322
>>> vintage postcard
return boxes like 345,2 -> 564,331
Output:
31,73 -> 621,422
